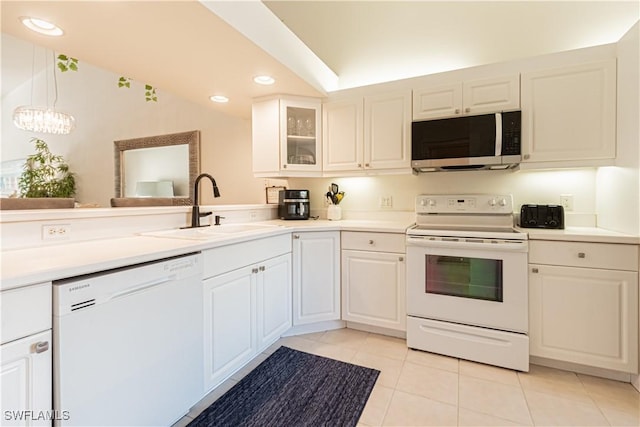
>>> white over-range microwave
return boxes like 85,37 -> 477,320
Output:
411,111 -> 521,172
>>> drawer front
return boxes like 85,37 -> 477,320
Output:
529,241 -> 638,271
341,231 -> 405,253
1,282 -> 52,345
203,233 -> 292,279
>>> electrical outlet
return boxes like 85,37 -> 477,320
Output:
560,194 -> 574,211
379,196 -> 393,208
42,224 -> 71,241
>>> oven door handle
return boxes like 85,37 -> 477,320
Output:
406,237 -> 528,252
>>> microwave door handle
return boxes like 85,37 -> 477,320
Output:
495,113 -> 502,156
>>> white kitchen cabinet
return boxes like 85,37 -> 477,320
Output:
413,75 -> 520,120
252,96 -> 322,177
203,266 -> 256,391
341,232 -> 406,331
322,99 -> 363,172
1,331 -> 53,427
292,231 -> 341,325
1,282 -> 52,427
202,235 -> 292,392
323,90 -> 411,173
256,254 -> 292,350
529,240 -> 639,373
520,60 -> 616,165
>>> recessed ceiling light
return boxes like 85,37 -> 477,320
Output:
254,75 -> 275,85
210,95 -> 229,103
20,16 -> 64,36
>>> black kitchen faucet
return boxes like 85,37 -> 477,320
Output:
184,173 -> 220,228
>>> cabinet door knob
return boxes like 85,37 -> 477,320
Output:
293,234 -> 300,239
523,154 -> 530,160
252,268 -> 259,274
34,341 -> 49,354
365,163 -> 370,167
399,256 -> 404,262
578,252 -> 586,258
283,164 -> 287,169
368,240 -> 374,245
531,267 -> 539,273
465,107 -> 471,113
455,108 -> 460,114
259,266 -> 265,272
357,163 -> 362,168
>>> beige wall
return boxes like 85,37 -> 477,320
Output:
290,168 -> 597,220
1,37 -> 264,207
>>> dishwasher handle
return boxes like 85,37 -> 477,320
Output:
110,275 -> 176,301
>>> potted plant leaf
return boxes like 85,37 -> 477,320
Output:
1,137 -> 76,209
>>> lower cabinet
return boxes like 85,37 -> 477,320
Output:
1,282 -> 52,427
203,265 -> 256,391
529,240 -> 639,373
291,231 -> 341,325
341,232 -> 406,331
1,330 -> 52,427
256,254 -> 292,350
202,235 -> 292,392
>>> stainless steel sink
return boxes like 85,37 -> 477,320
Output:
141,223 -> 284,240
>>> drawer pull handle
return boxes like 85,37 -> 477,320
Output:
578,252 -> 586,258
368,240 -> 374,245
34,341 -> 49,354
531,268 -> 539,273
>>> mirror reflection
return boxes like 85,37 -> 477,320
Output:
122,145 -> 189,197
112,130 -> 200,207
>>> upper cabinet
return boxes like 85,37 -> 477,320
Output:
252,96 -> 322,177
323,89 -> 412,174
413,75 -> 520,120
520,60 -> 616,166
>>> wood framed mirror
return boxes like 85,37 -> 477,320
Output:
111,130 -> 200,207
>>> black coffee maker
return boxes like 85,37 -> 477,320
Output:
278,190 -> 310,220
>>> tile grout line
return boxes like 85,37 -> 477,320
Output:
575,373 -> 614,427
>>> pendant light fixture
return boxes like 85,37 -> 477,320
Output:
12,47 -> 76,135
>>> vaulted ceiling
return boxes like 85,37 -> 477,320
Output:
2,1 -> 638,119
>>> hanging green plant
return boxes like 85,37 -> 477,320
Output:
118,77 -> 158,102
18,138 -> 76,198
118,76 -> 131,88
57,54 -> 78,72
145,84 -> 158,102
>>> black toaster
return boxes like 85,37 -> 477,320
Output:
520,204 -> 565,229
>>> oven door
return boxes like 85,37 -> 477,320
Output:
406,239 -> 528,333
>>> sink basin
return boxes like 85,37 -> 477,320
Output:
206,223 -> 281,234
142,223 -> 284,240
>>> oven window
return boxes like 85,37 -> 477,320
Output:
425,255 -> 503,302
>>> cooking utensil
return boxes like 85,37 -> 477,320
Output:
326,191 -> 334,205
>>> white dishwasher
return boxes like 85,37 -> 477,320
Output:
53,253 -> 203,427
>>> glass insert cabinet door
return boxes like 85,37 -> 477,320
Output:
425,254 -> 503,302
280,99 -> 322,171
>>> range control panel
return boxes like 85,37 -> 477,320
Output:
415,194 -> 514,214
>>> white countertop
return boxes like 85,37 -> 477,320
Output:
0,219 -> 413,291
3,219 -> 638,291
520,226 -> 640,245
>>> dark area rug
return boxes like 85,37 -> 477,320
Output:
188,346 -> 380,427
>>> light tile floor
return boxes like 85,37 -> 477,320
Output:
174,329 -> 640,427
